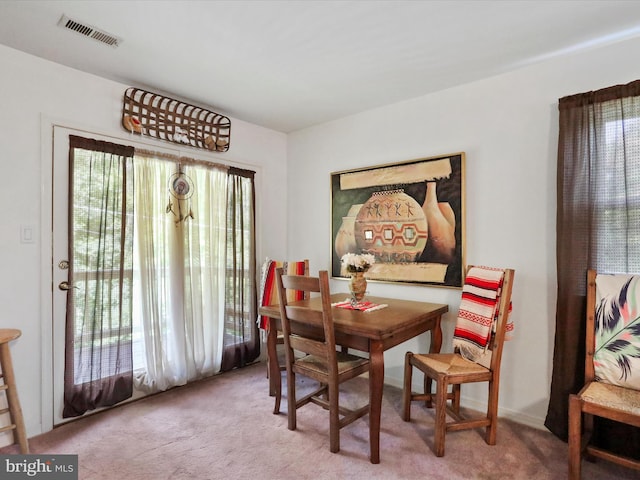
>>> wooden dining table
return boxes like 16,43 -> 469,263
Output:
259,293 -> 449,464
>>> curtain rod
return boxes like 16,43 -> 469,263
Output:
135,148 -> 230,171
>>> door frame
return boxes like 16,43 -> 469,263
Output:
40,116 -> 262,432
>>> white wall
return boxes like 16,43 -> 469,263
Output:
287,36 -> 640,428
0,44 -> 287,441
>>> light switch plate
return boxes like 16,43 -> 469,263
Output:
20,225 -> 35,244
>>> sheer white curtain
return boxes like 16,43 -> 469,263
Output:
132,152 -> 228,393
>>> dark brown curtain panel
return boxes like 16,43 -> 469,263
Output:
220,167 -> 259,371
545,80 -> 640,457
64,135 -> 135,417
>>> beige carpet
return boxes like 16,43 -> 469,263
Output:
4,362 -> 637,479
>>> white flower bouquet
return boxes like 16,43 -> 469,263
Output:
341,253 -> 375,273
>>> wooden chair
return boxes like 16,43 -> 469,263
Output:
402,266 -> 515,457
568,269 -> 640,479
275,268 -> 370,454
0,329 -> 29,453
258,259 -> 309,413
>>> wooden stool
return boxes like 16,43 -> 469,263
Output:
0,329 -> 29,453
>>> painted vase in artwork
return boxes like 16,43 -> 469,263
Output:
422,181 -> 456,263
353,190 -> 428,263
349,271 -> 367,304
334,204 -> 362,264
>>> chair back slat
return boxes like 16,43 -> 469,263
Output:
281,273 -> 319,297
289,336 -> 328,359
285,306 -> 325,328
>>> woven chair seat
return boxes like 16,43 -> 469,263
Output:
296,352 -> 369,377
411,353 -> 490,376
581,381 -> 640,416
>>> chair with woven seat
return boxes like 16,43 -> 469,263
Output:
275,267 -> 370,454
258,258 -> 309,413
402,265 -> 515,457
568,269 -> 640,479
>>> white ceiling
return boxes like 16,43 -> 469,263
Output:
2,0 -> 640,133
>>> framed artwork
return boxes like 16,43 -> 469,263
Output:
331,153 -> 465,288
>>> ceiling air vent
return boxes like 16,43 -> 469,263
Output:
57,14 -> 121,48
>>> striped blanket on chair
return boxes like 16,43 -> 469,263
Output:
257,258 -> 308,330
452,266 -> 513,368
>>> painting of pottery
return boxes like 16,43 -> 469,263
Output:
331,153 -> 465,288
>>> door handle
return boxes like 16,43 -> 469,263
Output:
58,281 -> 78,291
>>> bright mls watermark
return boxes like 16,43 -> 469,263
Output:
0,455 -> 77,479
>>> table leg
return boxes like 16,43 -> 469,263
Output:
267,320 -> 280,397
368,341 -> 384,464
429,315 -> 443,354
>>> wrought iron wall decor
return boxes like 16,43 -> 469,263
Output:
122,87 -> 231,152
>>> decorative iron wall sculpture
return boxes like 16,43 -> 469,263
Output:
122,87 -> 231,152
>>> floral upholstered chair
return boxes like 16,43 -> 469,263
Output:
568,269 -> 640,479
